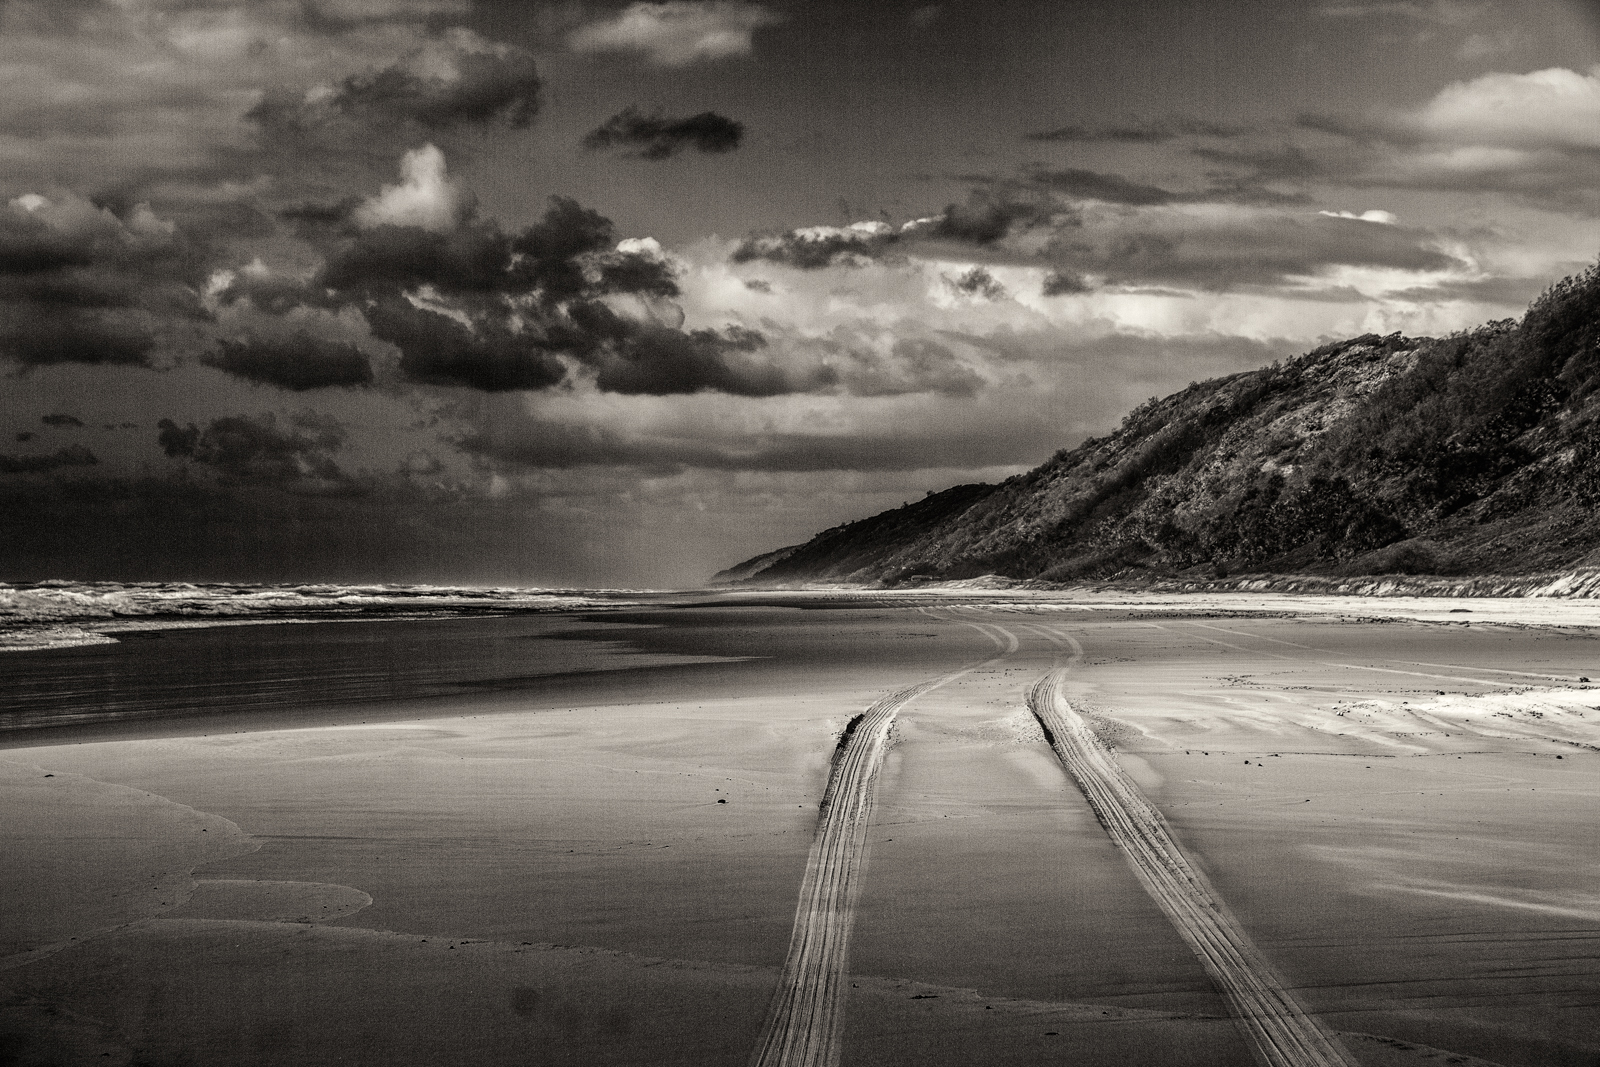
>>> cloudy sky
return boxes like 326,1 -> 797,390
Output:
1,0 -> 1597,587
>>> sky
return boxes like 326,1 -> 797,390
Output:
1,0 -> 1598,588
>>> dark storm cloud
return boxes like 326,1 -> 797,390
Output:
0,444 -> 97,474
947,267 -> 1006,299
303,184 -> 813,397
731,226 -> 901,269
41,414 -> 83,427
0,305 -> 158,368
512,197 -> 648,299
596,251 -> 680,298
0,218 -> 93,274
928,189 -> 1066,245
249,30 -> 542,135
1024,117 -> 1246,143
1041,270 -> 1091,296
320,221 -> 514,296
0,198 -> 211,370
364,298 -> 568,392
157,413 -> 363,495
214,271 -> 339,316
278,199 -> 364,237
583,107 -> 745,159
202,334 -> 376,391
572,313 -> 821,397
319,195 -> 677,303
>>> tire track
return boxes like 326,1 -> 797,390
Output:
750,620 -> 1016,1067
1028,649 -> 1355,1067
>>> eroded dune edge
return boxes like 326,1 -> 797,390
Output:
1028,659 -> 1355,1067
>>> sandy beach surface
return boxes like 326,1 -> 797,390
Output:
2,591 -> 1598,1066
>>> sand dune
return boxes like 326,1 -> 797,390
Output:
1029,662 -> 1356,1067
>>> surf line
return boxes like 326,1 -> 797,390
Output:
750,620 -> 1017,1067
1027,650 -> 1355,1067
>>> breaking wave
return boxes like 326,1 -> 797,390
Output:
0,580 -> 649,652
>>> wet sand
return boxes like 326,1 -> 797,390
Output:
2,594 -> 1598,1065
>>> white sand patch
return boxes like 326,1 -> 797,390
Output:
1327,686 -> 1600,749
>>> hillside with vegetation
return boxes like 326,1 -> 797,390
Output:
717,263 -> 1600,588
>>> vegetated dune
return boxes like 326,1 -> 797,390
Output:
721,262 -> 1600,587
1029,665 -> 1355,1067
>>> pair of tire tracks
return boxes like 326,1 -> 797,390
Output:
1027,629 -> 1354,1067
750,620 -> 1017,1067
757,616 -> 1352,1067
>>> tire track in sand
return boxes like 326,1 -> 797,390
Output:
750,620 -> 1017,1067
1027,638 -> 1354,1067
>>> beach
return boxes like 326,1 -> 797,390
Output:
3,591 -> 1598,1066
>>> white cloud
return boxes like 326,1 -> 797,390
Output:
1407,65 -> 1600,150
352,144 -> 469,231
1319,209 -> 1399,223
567,2 -> 783,66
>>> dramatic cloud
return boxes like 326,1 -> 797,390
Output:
583,108 -> 745,159
929,190 -> 1063,245
157,413 -> 361,495
1024,117 -> 1245,143
732,222 -> 901,269
576,316 -> 815,397
0,304 -> 159,368
40,414 -> 84,427
331,29 -> 541,129
947,267 -> 1006,300
0,445 -> 97,474
248,29 -> 541,138
364,297 -> 568,392
202,334 -> 375,391
0,193 -> 205,369
568,2 -> 783,66
299,148 -> 831,397
1041,270 -> 1091,296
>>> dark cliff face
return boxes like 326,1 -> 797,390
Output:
721,263 -> 1600,587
